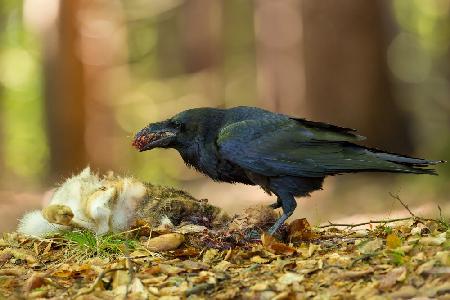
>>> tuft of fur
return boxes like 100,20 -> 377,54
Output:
17,210 -> 68,237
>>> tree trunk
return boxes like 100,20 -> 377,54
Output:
254,0 -> 307,114
301,0 -> 413,153
44,1 -> 87,179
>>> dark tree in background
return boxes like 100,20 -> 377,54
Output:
254,0 -> 306,114
44,1 -> 87,179
302,0 -> 413,153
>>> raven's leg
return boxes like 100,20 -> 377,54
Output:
268,192 -> 296,235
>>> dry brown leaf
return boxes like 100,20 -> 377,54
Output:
418,232 -> 446,246
378,266 -> 406,290
336,268 -> 374,280
146,233 -> 185,251
202,249 -> 220,264
326,252 -> 351,268
358,239 -> 382,254
0,268 -> 23,276
436,251 -> 449,265
112,269 -> 130,289
213,260 -> 232,272
250,255 -> 270,264
288,218 -> 316,242
158,264 -> 184,275
179,260 -> 208,270
388,285 -> 417,299
416,259 -> 436,274
262,233 -> 296,256
278,272 -> 304,285
24,272 -> 45,292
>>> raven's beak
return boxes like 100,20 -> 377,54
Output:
132,122 -> 177,151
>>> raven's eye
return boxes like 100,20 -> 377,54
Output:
171,120 -> 184,130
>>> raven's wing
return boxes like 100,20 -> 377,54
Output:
217,118 -> 434,177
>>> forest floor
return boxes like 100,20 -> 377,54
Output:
1,204 -> 449,299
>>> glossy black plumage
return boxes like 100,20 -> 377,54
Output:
133,106 -> 443,234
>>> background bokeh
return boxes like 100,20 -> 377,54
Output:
0,0 -> 449,231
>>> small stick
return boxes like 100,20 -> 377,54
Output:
319,217 -> 412,229
71,267 -> 128,299
389,193 -> 416,218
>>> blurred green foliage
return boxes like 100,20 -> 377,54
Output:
390,0 -> 450,181
0,0 -> 48,182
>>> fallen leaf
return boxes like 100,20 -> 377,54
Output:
250,255 -> 269,264
146,233 -> 185,251
436,251 -> 449,265
336,268 -> 374,280
358,239 -> 382,254
378,266 -> 406,290
202,249 -> 220,264
386,234 -> 402,249
388,285 -> 417,299
213,260 -> 232,272
24,272 -> 45,292
158,264 -> 184,275
288,218 -> 316,242
262,233 -> 296,256
326,252 -> 351,268
416,260 -> 435,274
419,232 -> 446,246
278,272 -> 304,285
250,282 -> 269,291
179,260 -> 208,270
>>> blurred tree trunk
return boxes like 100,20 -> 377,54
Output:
0,5 -> 5,181
44,1 -> 87,179
180,0 -> 222,74
301,0 -> 413,153
78,0 -> 126,172
0,87 -> 3,181
254,0 -> 306,114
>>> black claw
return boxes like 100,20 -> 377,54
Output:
245,229 -> 262,240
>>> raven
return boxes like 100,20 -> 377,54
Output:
132,106 -> 443,234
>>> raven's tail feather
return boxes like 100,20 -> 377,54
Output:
367,147 -> 445,175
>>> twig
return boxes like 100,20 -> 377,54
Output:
320,194 -> 447,230
71,267 -> 128,299
389,193 -> 416,218
319,217 -> 412,229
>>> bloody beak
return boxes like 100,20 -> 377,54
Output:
132,123 -> 177,151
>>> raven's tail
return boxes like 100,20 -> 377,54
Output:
365,147 -> 445,175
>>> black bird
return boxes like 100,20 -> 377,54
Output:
132,106 -> 443,234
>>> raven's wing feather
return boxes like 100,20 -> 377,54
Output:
290,117 -> 366,141
217,119 -> 433,177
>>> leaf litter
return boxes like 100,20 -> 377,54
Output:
1,199 -> 450,299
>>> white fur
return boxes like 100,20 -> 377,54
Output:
17,167 -> 148,237
110,178 -> 146,232
17,210 -> 68,237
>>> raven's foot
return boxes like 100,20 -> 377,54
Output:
267,213 -> 289,235
245,229 -> 262,240
268,202 -> 281,209
269,198 -> 282,209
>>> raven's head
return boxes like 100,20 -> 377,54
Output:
132,119 -> 182,151
133,108 -> 225,152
